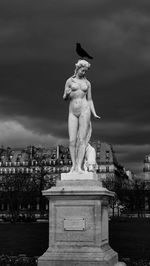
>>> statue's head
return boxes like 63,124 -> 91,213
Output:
74,59 -> 91,78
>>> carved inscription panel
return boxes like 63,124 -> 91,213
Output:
64,218 -> 85,231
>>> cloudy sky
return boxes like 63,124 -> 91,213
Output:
0,0 -> 150,176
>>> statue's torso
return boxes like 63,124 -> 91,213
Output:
69,78 -> 90,117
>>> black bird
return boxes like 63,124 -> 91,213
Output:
76,43 -> 93,59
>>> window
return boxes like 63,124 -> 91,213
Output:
106,166 -> 109,172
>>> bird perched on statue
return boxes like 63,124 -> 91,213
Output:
76,43 -> 93,59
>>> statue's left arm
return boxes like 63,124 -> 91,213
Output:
87,82 -> 101,119
63,78 -> 72,101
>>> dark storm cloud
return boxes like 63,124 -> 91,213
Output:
0,0 -> 150,174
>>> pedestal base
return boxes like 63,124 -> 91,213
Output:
38,246 -> 118,266
38,173 -> 118,266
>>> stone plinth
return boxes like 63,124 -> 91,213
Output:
38,173 -> 118,266
61,171 -> 98,180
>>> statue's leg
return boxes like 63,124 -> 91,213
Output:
68,112 -> 78,172
76,112 -> 90,173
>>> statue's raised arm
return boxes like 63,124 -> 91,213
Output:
63,59 -> 100,174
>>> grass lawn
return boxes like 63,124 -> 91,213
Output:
0,223 -> 49,257
109,218 -> 150,259
0,218 -> 150,259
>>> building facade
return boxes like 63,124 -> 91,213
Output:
143,154 -> 150,182
0,142 -> 128,218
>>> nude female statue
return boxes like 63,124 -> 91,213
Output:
63,60 -> 100,173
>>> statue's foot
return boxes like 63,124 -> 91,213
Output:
76,167 -> 85,174
69,166 -> 76,173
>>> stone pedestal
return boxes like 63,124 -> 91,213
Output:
38,173 -> 118,266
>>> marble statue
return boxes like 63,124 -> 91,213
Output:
63,59 -> 100,173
